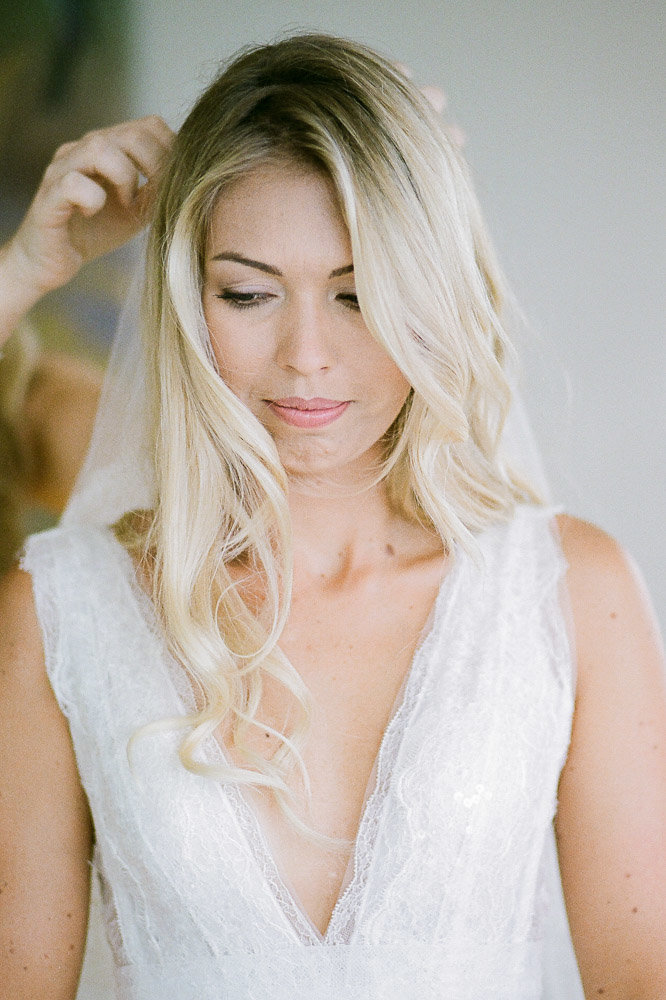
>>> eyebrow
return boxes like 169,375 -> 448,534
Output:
210,251 -> 353,279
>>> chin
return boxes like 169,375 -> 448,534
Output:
275,439 -> 384,490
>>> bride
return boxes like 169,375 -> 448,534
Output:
0,33 -> 664,1000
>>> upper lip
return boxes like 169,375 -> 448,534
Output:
268,397 -> 348,410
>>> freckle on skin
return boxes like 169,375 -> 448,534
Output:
625,872 -> 631,878
385,544 -> 395,556
610,611 -> 617,619
632,906 -> 638,913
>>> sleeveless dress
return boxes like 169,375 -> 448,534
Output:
21,504 -> 584,999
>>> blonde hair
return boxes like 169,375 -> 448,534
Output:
121,33 -> 540,820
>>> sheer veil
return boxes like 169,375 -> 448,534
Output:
63,238 -> 154,527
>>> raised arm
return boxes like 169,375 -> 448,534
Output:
0,567 -> 92,1000
0,116 -> 173,526
0,115 -> 174,348
555,515 -> 666,999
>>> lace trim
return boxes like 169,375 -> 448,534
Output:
326,551 -> 465,945
104,527 -> 466,947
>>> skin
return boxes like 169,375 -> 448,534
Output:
555,516 -> 666,998
1,122 -> 665,999
201,165 -> 412,487
0,116 -> 172,525
0,116 -> 174,349
0,76 -> 451,528
202,164 -> 448,932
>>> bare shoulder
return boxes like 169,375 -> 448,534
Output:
0,560 -> 84,775
0,564 -> 92,996
554,513 -> 664,684
0,563 -> 49,684
0,560 -> 78,786
553,515 -> 666,997
555,511 -> 640,587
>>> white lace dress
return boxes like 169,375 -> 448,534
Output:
22,504 -> 584,999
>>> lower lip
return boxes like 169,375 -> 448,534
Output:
267,400 -> 350,428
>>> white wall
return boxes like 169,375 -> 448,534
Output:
128,0 -> 665,626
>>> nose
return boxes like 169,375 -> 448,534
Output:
275,299 -> 335,375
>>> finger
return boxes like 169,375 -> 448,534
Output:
52,140 -> 79,162
445,123 -> 466,150
420,85 -> 447,115
393,61 -> 414,80
47,119 -> 173,208
44,135 -> 144,209
131,174 -> 161,225
82,144 -> 142,208
391,63 -> 450,118
55,171 -> 108,220
108,116 -> 174,183
138,114 -> 175,149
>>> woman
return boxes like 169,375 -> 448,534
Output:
0,34 -> 664,1000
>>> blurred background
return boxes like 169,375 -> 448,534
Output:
0,2 -> 663,995
0,0 -> 132,359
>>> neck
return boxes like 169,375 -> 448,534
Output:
285,475 -> 439,585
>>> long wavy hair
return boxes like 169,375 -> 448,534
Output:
120,33 -> 540,825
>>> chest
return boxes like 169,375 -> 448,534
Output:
107,553 -> 570,953
228,569 -> 447,934
78,519 -> 574,960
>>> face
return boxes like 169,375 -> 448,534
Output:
201,163 -> 411,486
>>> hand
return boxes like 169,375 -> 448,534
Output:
4,115 -> 174,301
394,62 -> 466,149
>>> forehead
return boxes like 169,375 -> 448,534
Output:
206,162 -> 351,263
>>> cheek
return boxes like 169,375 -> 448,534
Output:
203,300 -> 241,375
205,319 -> 256,386
207,334 -> 247,396
373,358 -> 412,412
355,331 -> 410,397
209,341 -> 276,409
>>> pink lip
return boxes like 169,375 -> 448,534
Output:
267,397 -> 350,428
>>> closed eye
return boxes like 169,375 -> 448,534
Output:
215,290 -> 272,309
337,293 -> 360,311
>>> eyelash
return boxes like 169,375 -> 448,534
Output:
215,291 -> 270,310
337,294 -> 360,311
215,291 -> 360,312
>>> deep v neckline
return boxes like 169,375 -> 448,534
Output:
106,528 -> 465,946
